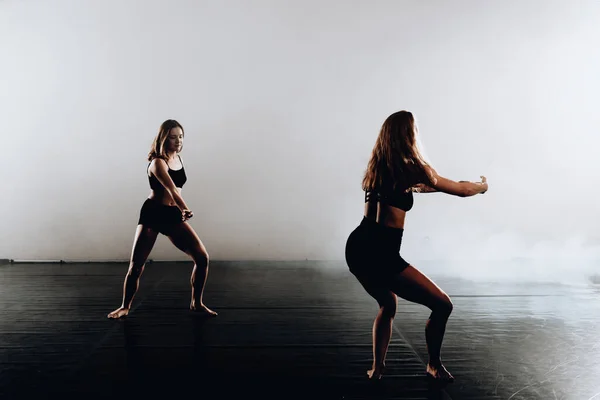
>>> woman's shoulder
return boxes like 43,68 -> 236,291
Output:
148,156 -> 168,169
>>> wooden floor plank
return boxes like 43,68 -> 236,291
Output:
0,261 -> 598,399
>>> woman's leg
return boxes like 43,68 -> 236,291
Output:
389,265 -> 454,381
166,222 -> 217,316
108,225 -> 158,319
346,225 -> 397,378
353,273 -> 398,379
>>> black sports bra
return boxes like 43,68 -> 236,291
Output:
148,156 -> 187,192
365,185 -> 414,212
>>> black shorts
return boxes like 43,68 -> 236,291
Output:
138,198 -> 183,235
345,217 -> 410,281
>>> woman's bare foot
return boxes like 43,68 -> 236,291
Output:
367,364 -> 385,380
107,307 -> 129,319
426,362 -> 454,382
190,301 -> 218,316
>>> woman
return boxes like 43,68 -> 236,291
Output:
345,111 -> 487,382
108,119 -> 217,319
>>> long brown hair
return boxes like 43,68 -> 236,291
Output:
148,119 -> 184,161
362,111 -> 435,192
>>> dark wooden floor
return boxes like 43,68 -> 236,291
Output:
0,261 -> 598,399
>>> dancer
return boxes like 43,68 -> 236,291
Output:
108,119 -> 217,319
345,111 -> 487,382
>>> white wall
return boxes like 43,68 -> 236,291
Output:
1,0 -> 599,270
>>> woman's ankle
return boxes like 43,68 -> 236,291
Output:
428,359 -> 442,368
371,362 -> 386,371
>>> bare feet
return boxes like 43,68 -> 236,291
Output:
107,307 -> 129,319
426,362 -> 454,383
190,301 -> 217,317
367,364 -> 385,380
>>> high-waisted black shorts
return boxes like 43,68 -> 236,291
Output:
138,198 -> 183,235
345,217 -> 410,280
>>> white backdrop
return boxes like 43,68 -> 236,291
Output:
1,0 -> 599,281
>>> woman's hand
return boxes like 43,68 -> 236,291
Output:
411,183 -> 438,193
182,209 -> 194,222
477,176 -> 488,194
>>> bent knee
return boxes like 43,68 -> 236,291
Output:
190,248 -> 209,266
378,297 -> 397,318
437,296 -> 453,315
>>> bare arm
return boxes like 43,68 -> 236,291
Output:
424,167 -> 488,197
149,158 -> 191,212
411,184 -> 438,193
411,180 -> 481,194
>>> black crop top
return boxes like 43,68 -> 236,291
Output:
364,185 -> 414,212
148,156 -> 187,192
